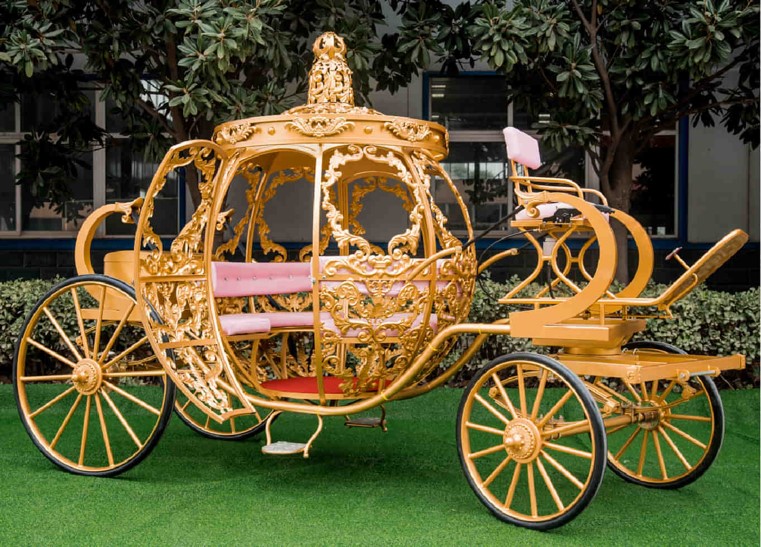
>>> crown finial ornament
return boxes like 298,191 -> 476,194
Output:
307,32 -> 354,106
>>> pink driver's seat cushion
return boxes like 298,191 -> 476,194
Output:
504,127 -> 542,170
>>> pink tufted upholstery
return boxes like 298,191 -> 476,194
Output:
211,261 -> 312,297
218,310 -> 439,337
503,127 -> 542,170
213,259 -> 444,338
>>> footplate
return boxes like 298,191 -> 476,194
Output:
559,352 -> 744,383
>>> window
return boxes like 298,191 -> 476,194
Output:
428,75 -> 589,236
0,84 -> 180,237
630,131 -> 677,236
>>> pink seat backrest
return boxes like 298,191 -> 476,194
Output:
503,127 -> 542,170
212,261 -> 312,297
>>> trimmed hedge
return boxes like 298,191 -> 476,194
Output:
0,276 -> 757,387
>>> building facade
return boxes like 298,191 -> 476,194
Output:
0,70 -> 758,289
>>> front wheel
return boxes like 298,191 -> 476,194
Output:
457,353 -> 606,530
13,275 -> 175,477
598,340 -> 724,489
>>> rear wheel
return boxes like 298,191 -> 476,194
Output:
598,341 -> 724,489
13,275 -> 175,477
457,353 -> 606,530
174,390 -> 268,440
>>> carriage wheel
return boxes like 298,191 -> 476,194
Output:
174,390 -> 268,440
598,340 -> 724,489
457,353 -> 606,530
13,275 -> 175,477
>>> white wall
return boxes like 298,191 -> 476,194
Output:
687,124 -> 759,243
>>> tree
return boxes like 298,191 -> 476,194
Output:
0,0 -> 476,213
470,0 -> 759,280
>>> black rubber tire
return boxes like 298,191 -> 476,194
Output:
13,274 -> 175,477
457,352 -> 607,531
173,394 -> 269,441
603,340 -> 725,489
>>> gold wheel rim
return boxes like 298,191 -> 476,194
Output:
460,359 -> 600,523
16,279 -> 170,473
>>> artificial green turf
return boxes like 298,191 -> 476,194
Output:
0,385 -> 758,546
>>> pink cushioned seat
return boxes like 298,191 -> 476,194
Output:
503,127 -> 542,169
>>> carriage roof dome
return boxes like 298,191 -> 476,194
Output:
212,32 -> 449,160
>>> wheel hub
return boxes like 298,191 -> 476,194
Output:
503,418 -> 542,463
71,359 -> 102,395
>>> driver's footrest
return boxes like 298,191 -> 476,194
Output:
262,441 -> 307,455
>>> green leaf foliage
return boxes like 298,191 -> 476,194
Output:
0,0 -> 482,211
468,0 -> 759,199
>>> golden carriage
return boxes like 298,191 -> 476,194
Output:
13,33 -> 747,530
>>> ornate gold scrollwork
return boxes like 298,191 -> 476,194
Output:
285,116 -> 355,138
214,122 -> 261,145
384,119 -> 431,142
307,31 -> 354,106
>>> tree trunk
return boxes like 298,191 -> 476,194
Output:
600,133 -> 635,283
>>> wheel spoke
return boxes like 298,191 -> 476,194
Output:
20,374 -> 72,382
669,413 -> 711,423
95,393 -> 114,467
657,426 -> 691,471
101,390 -> 143,449
103,380 -> 161,416
544,441 -> 592,460
27,338 -> 77,369
650,380 -> 659,401
29,386 -> 77,419
104,369 -> 165,378
98,301 -> 135,364
623,381 -> 642,402
637,430 -> 650,476
536,457 -> 564,512
613,427 -> 641,460
43,307 -> 83,362
651,429 -> 668,479
474,393 -> 511,426
527,462 -> 538,517
639,382 -> 649,401
230,417 -> 237,434
537,390 -> 574,428
656,379 -> 677,402
469,443 -> 508,460
531,368 -> 548,420
70,288 -> 90,360
483,455 -> 512,488
92,285 -> 107,360
466,421 -> 506,437
661,421 -> 707,449
516,364 -> 527,415
50,393 -> 83,449
504,462 -> 522,509
605,423 -> 630,435
491,372 -> 517,419
79,396 -> 92,466
540,451 -> 584,490
102,335 -> 149,370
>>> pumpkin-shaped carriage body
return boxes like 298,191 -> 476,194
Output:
13,32 -> 748,531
